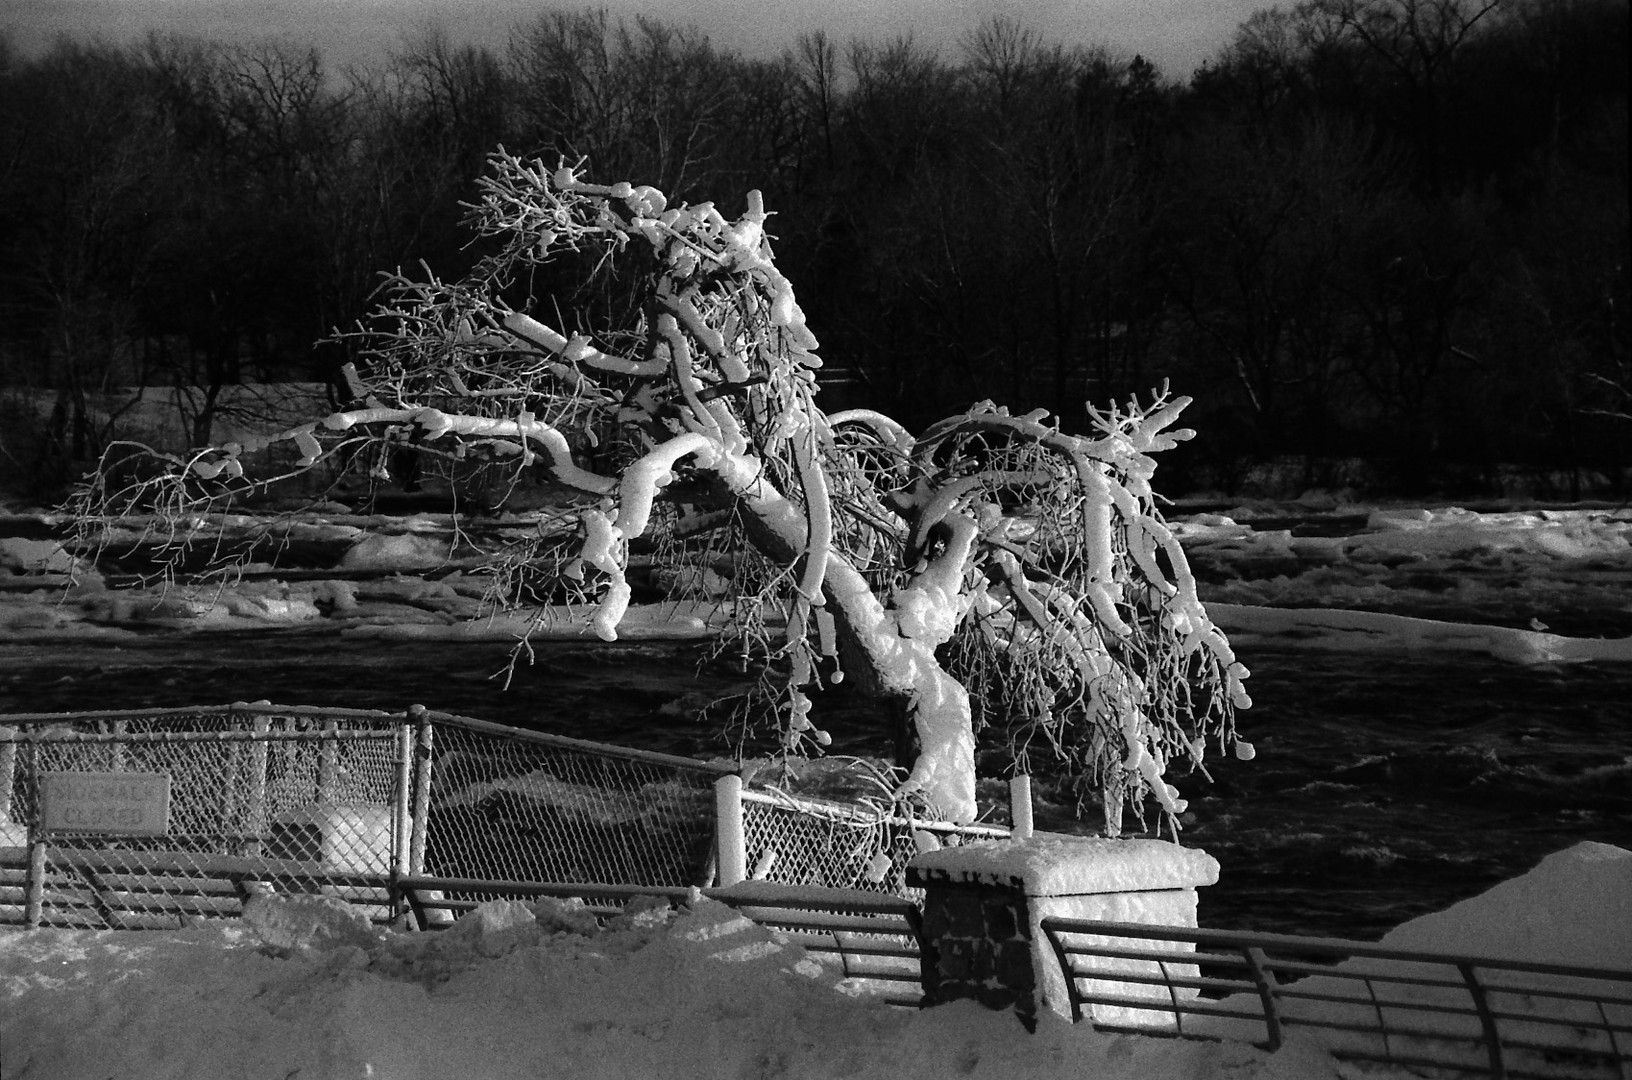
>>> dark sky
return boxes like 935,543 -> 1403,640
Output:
4,0 -> 1261,80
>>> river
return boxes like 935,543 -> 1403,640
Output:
2,628 -> 1627,942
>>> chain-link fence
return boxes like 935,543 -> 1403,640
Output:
739,789 -> 1010,897
417,713 -> 730,895
1,703 -> 1012,931
0,705 -> 407,929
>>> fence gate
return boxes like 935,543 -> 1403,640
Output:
0,706 -> 409,929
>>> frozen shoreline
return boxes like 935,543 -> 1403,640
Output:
6,502 -> 1629,661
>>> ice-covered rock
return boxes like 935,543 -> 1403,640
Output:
0,537 -> 77,574
340,532 -> 450,571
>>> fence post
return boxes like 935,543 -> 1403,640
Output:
394,717 -> 413,879
1459,962 -> 1507,1080
1009,775 -> 1034,841
1243,946 -> 1283,1049
408,706 -> 433,876
25,838 -> 45,929
20,730 -> 43,928
244,715 -> 270,856
318,719 -> 339,803
714,773 -> 747,887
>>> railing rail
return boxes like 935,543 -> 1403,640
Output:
1041,917 -> 1632,1080
393,874 -> 925,1004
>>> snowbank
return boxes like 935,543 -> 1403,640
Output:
7,845 -> 1626,1080
0,891 -> 1350,1080
1189,842 -> 1632,1067
1377,840 -> 1631,968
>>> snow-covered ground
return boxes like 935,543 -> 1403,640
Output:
1,842 -> 1626,1080
4,501 -> 1631,662
2,499 -> 1629,1077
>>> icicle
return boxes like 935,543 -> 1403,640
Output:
815,606 -> 836,660
864,850 -> 892,883
517,412 -> 536,466
751,850 -> 778,881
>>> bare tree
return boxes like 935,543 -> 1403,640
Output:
1304,0 -> 1500,195
508,10 -> 731,199
70,150 -> 1250,832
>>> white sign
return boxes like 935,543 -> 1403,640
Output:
40,772 -> 172,836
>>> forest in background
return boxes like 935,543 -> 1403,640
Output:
0,0 -> 1626,501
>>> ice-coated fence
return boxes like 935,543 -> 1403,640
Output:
417,713 -> 729,896
0,705 -> 407,929
0,702 -> 1008,929
738,788 -> 1010,896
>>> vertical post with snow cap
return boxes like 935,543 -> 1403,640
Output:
714,773 -> 747,887
393,713 -> 414,880
1009,776 -> 1034,842
408,706 -> 433,876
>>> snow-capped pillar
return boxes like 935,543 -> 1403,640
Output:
907,836 -> 1219,1030
714,774 -> 747,887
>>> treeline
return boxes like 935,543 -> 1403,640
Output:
1,0 -> 1627,498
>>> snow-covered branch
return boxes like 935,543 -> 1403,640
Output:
69,148 -> 1250,836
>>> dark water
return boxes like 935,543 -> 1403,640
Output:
2,630 -> 1627,942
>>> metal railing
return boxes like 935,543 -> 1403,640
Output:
391,875 -> 924,1004
1041,917 -> 1632,1080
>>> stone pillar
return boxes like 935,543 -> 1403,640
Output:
910,870 -> 1040,1026
908,833 -> 1219,1029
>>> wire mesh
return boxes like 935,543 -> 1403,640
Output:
1,703 -> 1007,935
740,791 -> 1009,897
1,707 -> 405,929
419,719 -> 722,895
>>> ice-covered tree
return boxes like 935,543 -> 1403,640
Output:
70,149 -> 1252,834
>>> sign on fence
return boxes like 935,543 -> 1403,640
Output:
40,771 -> 172,835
